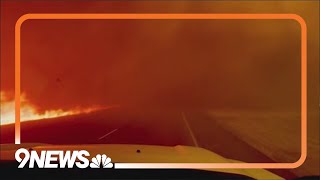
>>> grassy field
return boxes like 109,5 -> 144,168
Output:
207,110 -> 319,177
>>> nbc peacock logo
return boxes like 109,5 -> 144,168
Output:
90,154 -> 113,168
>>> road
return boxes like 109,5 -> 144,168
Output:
0,107 -> 296,178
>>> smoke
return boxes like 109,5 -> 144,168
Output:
1,1 -> 314,114
15,19 -> 301,112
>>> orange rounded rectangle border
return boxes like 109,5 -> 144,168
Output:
14,14 -> 307,169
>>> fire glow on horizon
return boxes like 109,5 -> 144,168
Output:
0,91 -> 105,125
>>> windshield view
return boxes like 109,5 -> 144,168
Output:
0,1 -> 319,180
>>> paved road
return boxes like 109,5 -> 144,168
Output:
0,107 -> 295,178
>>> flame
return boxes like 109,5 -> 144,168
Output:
0,91 -> 104,125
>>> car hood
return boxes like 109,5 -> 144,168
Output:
0,143 -> 282,179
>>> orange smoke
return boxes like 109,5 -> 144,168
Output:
0,91 -> 104,125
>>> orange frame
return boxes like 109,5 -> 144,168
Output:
15,14 -> 307,169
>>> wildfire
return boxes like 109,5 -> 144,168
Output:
0,91 -> 104,125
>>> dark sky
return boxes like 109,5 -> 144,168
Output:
1,1 -> 318,113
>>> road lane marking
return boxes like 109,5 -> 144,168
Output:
98,128 -> 119,140
181,112 -> 199,147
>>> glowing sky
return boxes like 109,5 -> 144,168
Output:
0,1 -> 318,124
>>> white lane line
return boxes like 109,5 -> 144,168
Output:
181,112 -> 199,147
98,128 -> 119,140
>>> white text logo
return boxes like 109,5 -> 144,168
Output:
15,148 -> 113,169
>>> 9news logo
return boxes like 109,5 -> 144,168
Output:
15,148 -> 113,168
